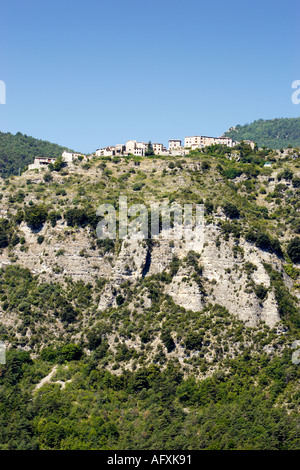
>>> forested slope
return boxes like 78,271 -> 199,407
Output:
0,131 -> 73,177
224,117 -> 300,149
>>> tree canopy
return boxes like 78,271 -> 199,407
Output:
0,131 -> 74,177
224,118 -> 300,149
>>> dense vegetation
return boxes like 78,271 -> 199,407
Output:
0,264 -> 299,450
0,139 -> 299,450
0,131 -> 73,177
1,347 -> 300,450
224,117 -> 300,149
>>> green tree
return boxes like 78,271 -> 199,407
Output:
223,202 -> 240,219
24,204 -> 48,229
161,329 -> 175,353
287,238 -> 300,264
145,141 -> 154,156
292,177 -> 300,188
52,156 -> 65,172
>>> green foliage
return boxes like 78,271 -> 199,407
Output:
0,130 -> 73,177
185,331 -> 203,350
37,235 -> 44,244
0,218 -> 11,248
222,167 -> 243,180
24,204 -> 48,229
65,208 -> 88,227
9,190 -> 25,203
116,294 -> 124,306
204,200 -> 214,214
1,349 -> 32,385
65,208 -> 99,229
220,220 -> 242,239
40,347 -> 57,363
58,344 -> 82,362
264,263 -> 300,327
1,134 -> 300,451
59,302 -> 77,323
224,117 -> 300,149
161,328 -> 176,352
132,182 -> 144,191
48,210 -> 61,227
245,229 -> 282,256
254,284 -> 268,300
145,141 -> 154,156
244,261 -> 257,277
51,156 -> 65,172
40,343 -> 82,363
86,330 -> 102,350
292,176 -> 300,188
169,255 -> 181,277
223,202 -> 240,219
287,238 -> 300,264
283,264 -> 299,280
43,172 -> 53,183
140,329 -> 151,343
96,238 -> 115,253
0,340 -> 300,450
201,160 -> 211,171
277,168 -> 294,181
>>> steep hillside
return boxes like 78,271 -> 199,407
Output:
0,144 -> 300,450
0,131 -> 74,178
223,117 -> 300,149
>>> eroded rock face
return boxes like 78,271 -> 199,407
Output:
199,225 -> 281,328
0,218 -> 287,327
98,231 -> 149,311
3,221 -> 112,282
140,223 -> 280,327
97,222 -> 282,327
164,266 -> 203,312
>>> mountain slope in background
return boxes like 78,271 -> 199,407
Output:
0,131 -> 74,178
223,117 -> 300,149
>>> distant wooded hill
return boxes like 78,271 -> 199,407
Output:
223,117 -> 300,149
0,131 -> 74,178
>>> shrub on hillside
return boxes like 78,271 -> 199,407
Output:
254,284 -> 268,300
287,238 -> 300,264
161,329 -> 176,353
0,218 -> 11,248
65,208 -> 88,227
204,200 -> 214,214
292,177 -> 300,188
65,208 -> 99,229
185,331 -> 203,351
24,204 -> 48,229
277,168 -> 294,181
223,202 -> 240,219
246,229 -> 282,256
222,167 -> 243,179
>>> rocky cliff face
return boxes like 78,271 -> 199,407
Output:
0,215 -> 286,329
0,151 -> 299,360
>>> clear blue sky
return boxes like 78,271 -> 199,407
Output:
1,0 -> 299,153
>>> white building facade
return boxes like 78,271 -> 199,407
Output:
28,156 -> 57,170
95,147 -> 116,157
184,135 -> 237,149
168,139 -> 182,150
125,140 -> 149,156
62,151 -> 86,161
152,143 -> 164,154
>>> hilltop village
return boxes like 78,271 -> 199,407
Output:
28,134 -> 255,169
94,135 -> 255,157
